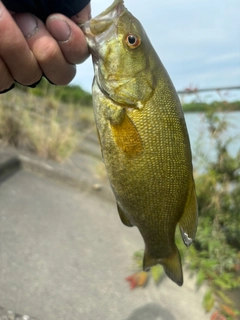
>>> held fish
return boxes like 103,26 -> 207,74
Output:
82,0 -> 198,286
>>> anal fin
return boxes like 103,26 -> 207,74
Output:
117,203 -> 133,227
179,178 -> 198,246
143,250 -> 158,271
161,245 -> 183,286
143,245 -> 183,286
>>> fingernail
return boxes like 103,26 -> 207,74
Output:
0,83 -> 15,94
14,13 -> 38,38
43,74 -> 56,85
15,76 -> 42,88
27,76 -> 42,88
47,17 -> 71,43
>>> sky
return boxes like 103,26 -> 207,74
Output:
72,0 -> 240,100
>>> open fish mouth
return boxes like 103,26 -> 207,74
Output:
81,0 -> 125,38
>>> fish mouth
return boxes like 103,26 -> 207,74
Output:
81,0 -> 126,38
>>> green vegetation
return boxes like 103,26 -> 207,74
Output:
190,111 -> 240,319
1,80 -> 240,318
182,101 -> 240,113
15,78 -> 240,113
15,77 -> 92,106
130,111 -> 240,320
0,86 -> 95,161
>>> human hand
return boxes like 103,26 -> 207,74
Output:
0,1 -> 91,93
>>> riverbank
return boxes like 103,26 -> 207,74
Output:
182,100 -> 240,112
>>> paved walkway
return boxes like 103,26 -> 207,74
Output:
0,139 -> 209,320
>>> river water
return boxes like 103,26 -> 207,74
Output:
184,111 -> 240,171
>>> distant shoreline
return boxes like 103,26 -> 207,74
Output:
182,101 -> 240,113
11,81 -> 240,113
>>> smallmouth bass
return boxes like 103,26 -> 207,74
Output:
82,0 -> 198,286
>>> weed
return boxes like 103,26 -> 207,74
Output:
0,89 -> 94,161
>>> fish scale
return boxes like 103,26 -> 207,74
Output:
82,0 -> 198,286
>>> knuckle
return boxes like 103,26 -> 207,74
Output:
38,41 -> 59,63
35,40 -> 77,85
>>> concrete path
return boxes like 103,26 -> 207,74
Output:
0,143 -> 209,320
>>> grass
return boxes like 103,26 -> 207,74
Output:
0,89 -> 95,162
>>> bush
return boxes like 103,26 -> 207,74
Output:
16,78 -> 93,107
189,111 -> 240,319
182,101 -> 240,113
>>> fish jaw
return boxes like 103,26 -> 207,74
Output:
82,1 -> 158,108
81,0 -> 126,56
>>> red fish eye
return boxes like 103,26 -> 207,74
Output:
126,34 -> 141,48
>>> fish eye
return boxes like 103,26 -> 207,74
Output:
125,34 -> 141,49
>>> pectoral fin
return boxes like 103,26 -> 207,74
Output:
117,203 -> 133,227
179,178 -> 198,246
96,127 -> 104,160
111,112 -> 143,158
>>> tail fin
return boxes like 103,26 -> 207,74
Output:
143,245 -> 183,286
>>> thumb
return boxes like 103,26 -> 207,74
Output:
46,13 -> 89,65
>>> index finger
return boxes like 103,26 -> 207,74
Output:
0,1 -> 42,85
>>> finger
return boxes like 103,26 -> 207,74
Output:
46,13 -> 89,65
0,57 -> 14,93
14,13 -> 76,85
0,2 -> 42,85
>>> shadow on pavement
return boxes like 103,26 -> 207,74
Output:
125,303 -> 175,320
0,157 -> 22,184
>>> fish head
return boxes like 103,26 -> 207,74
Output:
81,0 -> 157,107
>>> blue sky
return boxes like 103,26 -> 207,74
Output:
72,0 -> 240,100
